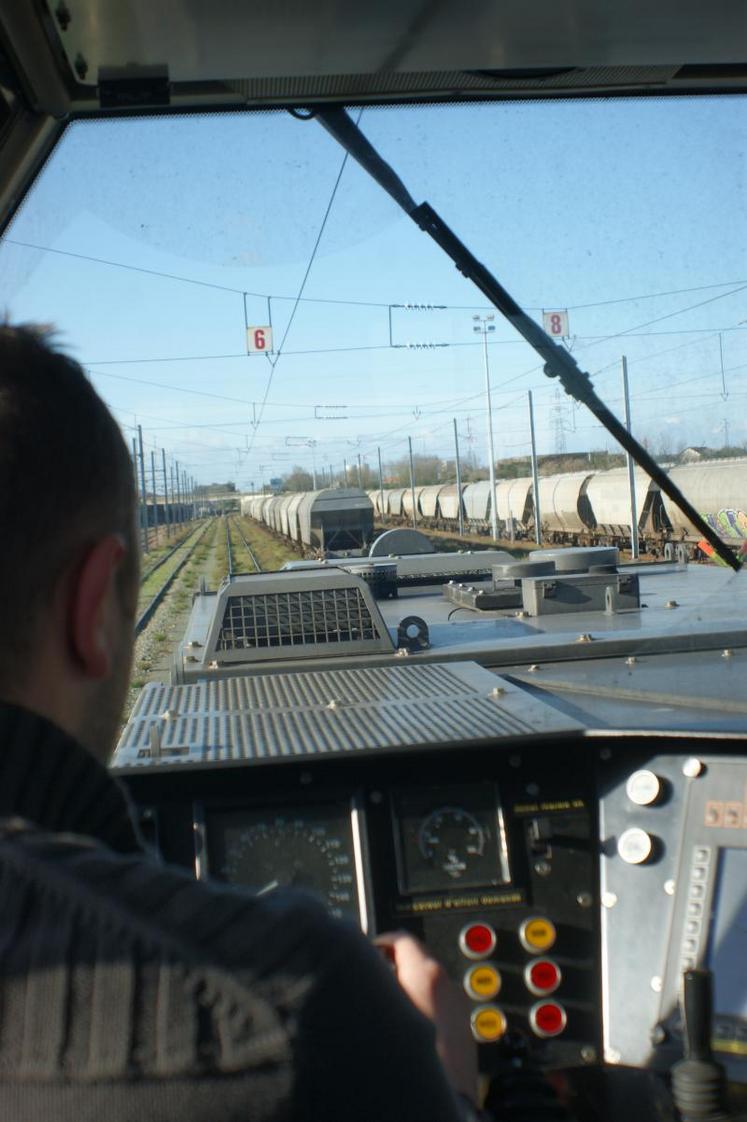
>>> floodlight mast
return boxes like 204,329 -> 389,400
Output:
474,315 -> 499,541
313,106 -> 741,572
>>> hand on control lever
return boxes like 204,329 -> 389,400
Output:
375,931 -> 479,1107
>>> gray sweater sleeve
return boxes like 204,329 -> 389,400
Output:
291,919 -> 464,1122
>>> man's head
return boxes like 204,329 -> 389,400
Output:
0,323 -> 139,761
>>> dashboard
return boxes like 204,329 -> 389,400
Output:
126,734 -> 597,1073
120,727 -> 747,1112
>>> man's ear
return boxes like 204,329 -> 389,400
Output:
68,535 -> 126,679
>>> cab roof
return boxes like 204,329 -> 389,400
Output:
1,0 -> 747,232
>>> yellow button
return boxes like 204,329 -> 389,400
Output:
520,917 -> 556,953
470,1004 -> 507,1043
464,964 -> 502,1000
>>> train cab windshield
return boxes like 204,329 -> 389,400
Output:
1,48 -> 747,1122
3,95 -> 746,732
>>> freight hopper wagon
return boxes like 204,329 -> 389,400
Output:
242,488 -> 374,557
371,461 -> 747,559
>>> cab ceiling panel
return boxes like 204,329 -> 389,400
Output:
45,0 -> 747,94
1,0 -> 747,233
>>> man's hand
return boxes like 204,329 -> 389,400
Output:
375,930 -> 478,1103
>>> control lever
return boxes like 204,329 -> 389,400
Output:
671,969 -> 732,1122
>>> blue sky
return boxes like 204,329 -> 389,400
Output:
1,96 -> 746,487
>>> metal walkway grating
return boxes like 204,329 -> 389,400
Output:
216,587 -> 378,650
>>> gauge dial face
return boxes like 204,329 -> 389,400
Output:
207,805 -> 359,921
418,806 -> 486,879
392,783 -> 507,895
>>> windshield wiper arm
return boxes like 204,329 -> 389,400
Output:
313,106 -> 741,573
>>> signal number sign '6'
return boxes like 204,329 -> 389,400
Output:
247,326 -> 273,353
542,310 -> 569,338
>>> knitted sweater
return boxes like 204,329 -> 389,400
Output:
0,703 -> 464,1122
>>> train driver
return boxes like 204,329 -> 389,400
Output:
0,323 -> 486,1122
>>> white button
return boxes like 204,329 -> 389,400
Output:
617,827 -> 654,865
626,770 -> 661,806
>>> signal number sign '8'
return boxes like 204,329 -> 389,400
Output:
542,310 -> 569,338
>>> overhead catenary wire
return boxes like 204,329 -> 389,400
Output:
96,349 -> 747,434
7,235 -> 745,315
23,209 -> 739,487
81,322 -> 747,367
88,318 -> 747,418
242,107 -> 364,458
110,355 -> 747,473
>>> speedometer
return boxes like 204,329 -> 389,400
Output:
206,804 -> 360,921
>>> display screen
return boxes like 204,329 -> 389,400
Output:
707,848 -> 747,1021
392,782 -> 508,895
207,803 -> 361,922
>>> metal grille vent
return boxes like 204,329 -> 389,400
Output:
217,587 -> 377,650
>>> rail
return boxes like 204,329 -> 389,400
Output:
231,516 -> 262,573
140,527 -> 197,586
135,518 -> 213,635
225,517 -> 234,577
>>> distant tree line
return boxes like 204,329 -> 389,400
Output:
195,481 -> 236,496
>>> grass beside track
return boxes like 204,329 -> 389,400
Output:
235,515 -> 303,571
125,518 -> 226,716
228,518 -> 261,572
136,520 -> 209,615
139,523 -> 194,583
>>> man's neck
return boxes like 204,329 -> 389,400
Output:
0,701 -> 143,854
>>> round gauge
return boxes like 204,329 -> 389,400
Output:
219,815 -> 356,919
417,806 -> 486,880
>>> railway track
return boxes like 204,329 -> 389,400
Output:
135,519 -> 212,635
139,526 -> 195,586
229,516 -> 262,572
225,517 -> 235,577
136,516 -> 262,645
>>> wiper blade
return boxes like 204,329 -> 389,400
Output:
313,106 -> 741,573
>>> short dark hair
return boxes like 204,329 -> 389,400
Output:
0,323 -> 137,687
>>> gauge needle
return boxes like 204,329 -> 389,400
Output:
257,879 -> 280,895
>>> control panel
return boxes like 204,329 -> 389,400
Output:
126,736 -> 598,1073
121,732 -> 747,1086
599,745 -> 747,1084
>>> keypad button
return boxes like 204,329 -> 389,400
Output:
519,917 -> 556,954
464,964 -> 502,1001
529,1001 -> 567,1038
459,923 -> 497,960
525,959 -> 561,996
471,1004 -> 507,1043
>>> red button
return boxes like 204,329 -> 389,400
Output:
459,923 -> 496,959
525,959 -> 561,996
529,1001 -> 567,1038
